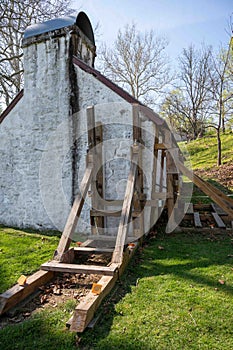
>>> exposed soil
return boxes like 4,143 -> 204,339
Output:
195,163 -> 233,192
0,253 -> 112,330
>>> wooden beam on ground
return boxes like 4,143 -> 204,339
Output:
111,148 -> 139,264
41,261 -> 118,276
54,158 -> 93,261
0,270 -> 54,315
211,203 -> 227,215
174,227 -> 231,234
177,160 -> 233,219
194,212 -> 202,228
70,243 -> 139,332
70,274 -> 117,332
212,212 -> 226,229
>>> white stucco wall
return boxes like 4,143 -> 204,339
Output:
0,33 -> 73,230
0,27 -> 157,238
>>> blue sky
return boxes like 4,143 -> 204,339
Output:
72,0 -> 232,62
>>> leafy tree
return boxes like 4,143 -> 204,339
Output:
0,0 -> 74,106
99,23 -> 172,107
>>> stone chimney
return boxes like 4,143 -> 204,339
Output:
22,12 -> 96,115
1,12 -> 96,230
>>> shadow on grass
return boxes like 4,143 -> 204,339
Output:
206,179 -> 233,195
191,178 -> 233,204
77,231 -> 233,349
1,231 -> 233,349
0,224 -> 62,238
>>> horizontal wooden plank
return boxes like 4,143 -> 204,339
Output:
154,143 -> 167,150
85,235 -> 136,243
0,270 -> 54,315
73,247 -> 113,254
212,212 -> 226,228
41,261 -> 118,276
90,209 -> 121,217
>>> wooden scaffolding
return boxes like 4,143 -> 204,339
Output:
0,104 -> 233,332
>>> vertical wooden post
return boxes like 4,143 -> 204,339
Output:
87,106 -> 97,235
150,125 -> 159,228
87,107 -> 104,235
94,121 -> 104,233
158,129 -> 166,215
164,128 -> 178,233
132,105 -> 144,239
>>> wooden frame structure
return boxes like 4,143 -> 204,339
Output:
1,104 -> 232,332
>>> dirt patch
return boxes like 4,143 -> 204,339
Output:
195,163 -> 233,192
0,253 -> 112,330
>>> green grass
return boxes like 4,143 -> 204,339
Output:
1,229 -> 233,349
0,226 -> 59,293
179,131 -> 233,170
178,131 -> 233,203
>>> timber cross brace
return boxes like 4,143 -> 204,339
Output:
0,104 -> 233,332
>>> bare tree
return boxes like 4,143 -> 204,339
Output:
207,41 -> 233,165
161,41 -> 233,166
99,23 -> 172,107
161,44 -> 214,140
160,89 -> 208,140
0,0 -> 74,106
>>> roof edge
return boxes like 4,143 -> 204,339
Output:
0,90 -> 24,124
73,56 -> 164,126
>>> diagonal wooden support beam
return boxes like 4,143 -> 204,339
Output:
54,157 -> 93,261
111,147 -> 139,264
177,160 -> 233,218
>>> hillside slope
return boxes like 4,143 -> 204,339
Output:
179,132 -> 233,193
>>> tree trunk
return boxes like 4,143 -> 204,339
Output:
217,128 -> 222,166
222,117 -> 225,133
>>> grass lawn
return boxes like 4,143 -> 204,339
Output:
1,227 -> 233,349
179,131 -> 233,171
0,226 -> 59,293
179,131 -> 233,203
